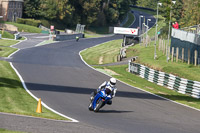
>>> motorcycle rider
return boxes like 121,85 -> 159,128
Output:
90,77 -> 117,105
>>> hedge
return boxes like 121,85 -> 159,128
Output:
17,18 -> 41,27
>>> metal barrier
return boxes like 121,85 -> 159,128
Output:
129,61 -> 200,99
180,24 -> 200,34
14,32 -> 20,40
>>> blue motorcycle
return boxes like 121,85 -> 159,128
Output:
88,88 -> 112,112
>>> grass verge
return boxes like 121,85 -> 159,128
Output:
80,39 -> 200,110
0,31 -> 15,39
0,128 -> 25,133
5,22 -> 42,33
0,39 -> 68,120
81,39 -> 122,65
0,40 -> 18,57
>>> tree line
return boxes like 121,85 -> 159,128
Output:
23,0 -> 133,28
23,0 -> 199,29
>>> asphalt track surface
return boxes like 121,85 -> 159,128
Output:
4,32 -> 200,133
1,13 -> 200,133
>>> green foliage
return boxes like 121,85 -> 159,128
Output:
0,31 -> 15,39
136,0 -> 158,9
17,18 -> 41,27
23,0 -> 132,28
23,0 -> 42,18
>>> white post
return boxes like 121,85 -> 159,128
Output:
154,2 -> 162,60
139,15 -> 144,44
167,1 -> 176,62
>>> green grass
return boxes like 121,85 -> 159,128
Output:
81,39 -> 122,65
36,40 -> 56,46
0,31 -> 15,39
5,22 -> 42,33
0,61 -> 68,120
123,12 -> 135,27
87,26 -> 109,34
80,23 -> 200,111
0,40 -> 18,57
0,128 -> 25,133
127,43 -> 200,82
95,65 -> 200,109
84,30 -> 106,38
0,39 -> 68,121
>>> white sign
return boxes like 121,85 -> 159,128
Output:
0,16 -> 3,18
114,27 -> 138,35
50,25 -> 54,30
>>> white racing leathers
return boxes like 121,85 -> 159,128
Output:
98,81 -> 117,98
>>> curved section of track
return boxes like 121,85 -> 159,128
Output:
9,12 -> 200,133
10,35 -> 200,133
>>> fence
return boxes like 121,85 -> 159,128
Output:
171,28 -> 200,65
128,61 -> 200,99
180,24 -> 200,34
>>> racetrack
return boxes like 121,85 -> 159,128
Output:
5,11 -> 200,133
9,34 -> 200,133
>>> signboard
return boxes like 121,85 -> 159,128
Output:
114,27 -> 138,35
0,16 -> 3,18
50,25 -> 54,30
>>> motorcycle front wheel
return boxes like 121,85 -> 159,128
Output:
88,102 -> 93,111
94,99 -> 103,112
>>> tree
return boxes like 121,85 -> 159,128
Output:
23,0 -> 42,18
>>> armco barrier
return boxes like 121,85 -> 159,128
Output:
128,61 -> 200,99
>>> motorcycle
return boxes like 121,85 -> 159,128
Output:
88,88 -> 112,112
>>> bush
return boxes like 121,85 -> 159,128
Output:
17,18 -> 41,27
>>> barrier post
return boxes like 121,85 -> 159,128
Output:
194,50 -> 197,66
182,48 -> 184,63
188,49 -> 190,65
176,47 -> 179,62
171,47 -> 174,62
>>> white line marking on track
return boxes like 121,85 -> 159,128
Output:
6,40 -> 79,123
79,41 -> 200,113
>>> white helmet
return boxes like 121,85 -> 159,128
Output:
109,78 -> 116,87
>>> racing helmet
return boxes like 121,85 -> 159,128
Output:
109,78 -> 116,87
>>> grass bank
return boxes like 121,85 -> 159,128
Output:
0,40 -> 18,57
80,39 -> 200,110
81,39 -> 122,65
0,31 -> 15,39
0,39 -> 68,120
5,22 -> 42,33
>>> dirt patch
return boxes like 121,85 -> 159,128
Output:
104,68 -> 120,75
99,56 -> 103,64
145,86 -> 154,90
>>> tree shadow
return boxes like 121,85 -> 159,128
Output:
0,77 -> 22,89
1,77 -> 200,103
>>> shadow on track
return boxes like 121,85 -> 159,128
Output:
24,81 -> 164,100
2,77 -> 200,103
98,110 -> 133,113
